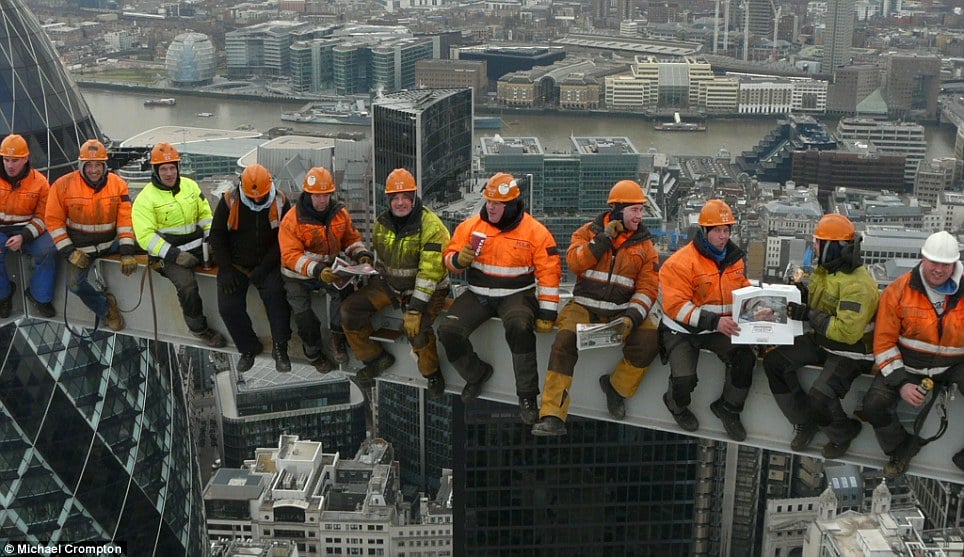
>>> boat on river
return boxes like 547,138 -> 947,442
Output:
281,100 -> 371,126
143,98 -> 175,106
655,112 -> 706,132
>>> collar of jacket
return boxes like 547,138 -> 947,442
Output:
297,191 -> 341,225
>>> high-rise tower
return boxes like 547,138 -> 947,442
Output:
821,0 -> 856,74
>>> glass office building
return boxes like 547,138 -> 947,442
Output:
0,321 -> 208,556
0,0 -> 102,181
165,33 -> 216,86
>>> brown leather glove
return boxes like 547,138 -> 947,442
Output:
67,249 -> 90,270
403,310 -> 422,337
318,267 -> 336,284
535,318 -> 555,333
604,219 -> 626,239
618,316 -> 634,341
457,244 -> 476,268
120,255 -> 138,276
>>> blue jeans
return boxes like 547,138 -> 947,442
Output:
66,243 -> 119,318
0,230 -> 57,303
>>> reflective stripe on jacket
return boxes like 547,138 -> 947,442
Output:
875,263 -> 964,378
444,212 -> 561,317
658,238 -> 749,334
46,171 -> 135,255
809,264 -> 879,360
568,212 -> 659,326
279,196 -> 367,279
132,177 -> 213,259
0,168 -> 49,242
373,205 -> 450,309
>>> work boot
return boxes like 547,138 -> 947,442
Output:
104,293 -> 125,331
355,351 -> 396,383
426,372 -> 445,400
710,398 -> 747,442
0,282 -> 14,318
460,361 -> 494,403
25,287 -> 54,318
304,344 -> 324,363
531,416 -> 567,437
883,437 -> 922,479
237,344 -> 264,373
330,332 -> 349,365
821,419 -> 862,460
791,422 -> 819,452
272,341 -> 291,372
953,448 -> 964,472
663,392 -> 698,432
519,396 -> 539,425
599,374 -> 626,420
193,328 -> 227,349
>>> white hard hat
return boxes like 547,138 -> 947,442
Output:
921,231 -> 961,264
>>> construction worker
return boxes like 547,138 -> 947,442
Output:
46,139 -> 137,331
658,198 -> 755,441
763,214 -> 878,458
210,163 -> 292,372
438,172 -> 561,425
863,230 -> 964,478
280,166 -> 372,373
132,142 -> 225,347
0,133 -> 56,318
531,180 -> 660,436
341,168 -> 450,396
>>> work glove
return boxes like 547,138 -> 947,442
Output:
535,318 -> 555,333
67,249 -> 90,270
315,266 -> 336,284
357,254 -> 373,266
786,301 -> 808,321
604,219 -> 625,239
120,255 -> 138,276
403,310 -> 422,337
616,316 -> 634,341
248,264 -> 270,286
175,251 -> 200,269
457,244 -> 476,268
219,266 -> 244,294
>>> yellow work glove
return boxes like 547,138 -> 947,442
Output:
403,310 -> 422,337
357,254 -> 373,265
457,244 -> 476,268
604,219 -> 626,239
535,319 -> 555,333
67,250 -> 90,269
318,267 -> 336,284
617,316 -> 634,341
120,255 -> 138,276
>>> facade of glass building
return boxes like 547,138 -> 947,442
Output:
0,0 -> 102,181
372,89 -> 473,208
165,33 -> 216,86
333,43 -> 371,96
0,321 -> 208,556
370,38 -> 434,93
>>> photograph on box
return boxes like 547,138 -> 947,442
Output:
731,284 -> 803,345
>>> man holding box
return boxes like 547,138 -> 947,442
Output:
762,213 -> 878,458
439,172 -> 562,425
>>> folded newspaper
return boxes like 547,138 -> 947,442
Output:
329,256 -> 378,290
731,284 -> 803,345
576,320 -> 624,351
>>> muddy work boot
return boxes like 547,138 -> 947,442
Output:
25,287 -> 54,318
663,392 -> 699,432
791,422 -> 819,452
599,374 -> 627,420
355,351 -> 396,384
426,372 -> 445,400
193,327 -> 227,349
821,419 -> 861,460
272,341 -> 292,372
531,416 -> 567,437
460,361 -> 494,403
104,293 -> 125,331
329,332 -> 349,365
883,437 -> 922,479
519,396 -> 539,425
710,398 -> 747,442
237,344 -> 264,373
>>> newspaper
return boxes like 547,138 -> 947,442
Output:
329,256 -> 378,290
576,320 -> 625,351
731,284 -> 803,345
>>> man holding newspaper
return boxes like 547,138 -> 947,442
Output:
531,180 -> 660,436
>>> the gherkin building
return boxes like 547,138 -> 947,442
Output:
0,0 -> 102,181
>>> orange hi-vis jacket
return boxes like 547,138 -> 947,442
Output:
658,238 -> 750,334
568,212 -> 659,327
875,264 -> 964,380
46,171 -> 135,256
0,168 -> 49,242
279,196 -> 369,280
444,211 -> 562,319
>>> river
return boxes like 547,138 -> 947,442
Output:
79,87 -> 959,159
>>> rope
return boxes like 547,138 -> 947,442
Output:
912,382 -> 950,446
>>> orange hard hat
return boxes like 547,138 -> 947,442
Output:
303,167 -> 335,194
0,134 -> 29,158
150,142 -> 180,165
608,180 -> 647,204
813,213 -> 855,241
240,163 -> 272,198
483,172 -> 520,202
698,199 -> 737,227
385,168 -> 417,194
78,139 -> 108,162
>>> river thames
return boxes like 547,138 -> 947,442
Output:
79,87 -> 959,159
